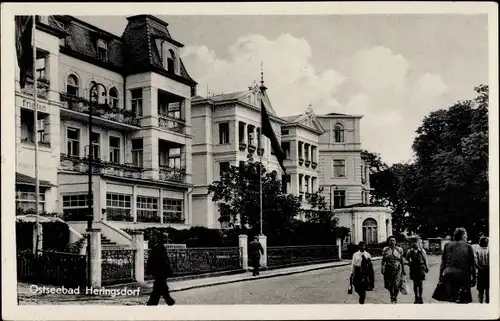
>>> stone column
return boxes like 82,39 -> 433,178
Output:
79,237 -> 88,255
258,234 -> 267,268
239,235 -> 248,270
33,223 -> 43,253
143,134 -> 159,180
130,230 -> 145,283
87,228 -> 102,287
336,238 -> 342,260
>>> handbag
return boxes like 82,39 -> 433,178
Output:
432,281 -> 448,302
400,278 -> 409,295
347,284 -> 353,295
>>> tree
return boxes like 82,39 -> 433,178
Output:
406,85 -> 489,239
208,155 -> 302,236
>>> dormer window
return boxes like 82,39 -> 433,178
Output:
97,39 -> 108,62
167,49 -> 175,73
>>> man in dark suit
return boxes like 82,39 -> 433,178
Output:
248,236 -> 264,276
146,231 -> 175,306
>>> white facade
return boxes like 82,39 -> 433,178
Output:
15,16 -> 197,243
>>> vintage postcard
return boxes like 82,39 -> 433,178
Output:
1,2 -> 498,320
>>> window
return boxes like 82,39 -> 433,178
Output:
238,122 -> 246,143
36,57 -> 46,79
137,196 -> 159,222
62,194 -> 90,221
131,88 -> 143,116
16,189 -> 45,212
106,193 -> 132,221
304,144 -> 309,161
248,125 -> 255,146
163,198 -> 184,223
67,127 -> 80,157
299,175 -> 303,193
281,129 -> 289,135
167,49 -> 175,73
219,123 -> 229,144
66,74 -> 79,96
109,87 -> 119,108
304,176 -> 309,193
361,191 -> 365,204
298,142 -> 303,159
220,162 -> 230,176
333,190 -> 346,208
362,218 -> 378,244
333,159 -> 346,178
281,142 -> 290,159
167,102 -> 181,120
256,128 -> 261,148
90,132 -> 100,159
168,147 -> 181,168
97,39 -> 108,61
334,123 -> 344,143
20,109 -> 35,144
311,146 -> 317,162
109,136 -> 120,163
131,139 -> 143,167
361,164 -> 365,183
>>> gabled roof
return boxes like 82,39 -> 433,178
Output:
206,85 -> 278,116
282,107 -> 326,134
52,15 -> 196,87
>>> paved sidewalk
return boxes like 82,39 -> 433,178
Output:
18,258 -> 380,305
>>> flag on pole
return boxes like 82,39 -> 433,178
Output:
15,16 -> 34,89
260,95 -> 287,174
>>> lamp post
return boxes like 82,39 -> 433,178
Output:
87,82 -> 107,230
329,184 -> 338,214
87,82 -> 107,285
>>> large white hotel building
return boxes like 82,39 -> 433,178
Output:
14,15 -> 391,245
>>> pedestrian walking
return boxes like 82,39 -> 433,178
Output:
474,236 -> 489,303
248,236 -> 264,276
146,231 -> 175,306
381,236 -> 405,303
349,241 -> 374,304
437,227 -> 476,303
406,237 -> 429,304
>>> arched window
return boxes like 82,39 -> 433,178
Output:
362,218 -> 378,244
334,123 -> 344,143
167,49 -> 175,73
66,74 -> 79,96
109,87 -> 119,108
97,39 -> 108,61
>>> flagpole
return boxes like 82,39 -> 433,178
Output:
32,15 -> 41,255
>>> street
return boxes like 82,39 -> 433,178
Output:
19,255 -> 481,305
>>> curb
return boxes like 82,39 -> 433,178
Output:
168,257 -> 382,293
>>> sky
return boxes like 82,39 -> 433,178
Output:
77,14 -> 489,165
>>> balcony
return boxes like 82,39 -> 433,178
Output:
59,93 -> 141,130
305,160 -> 311,167
257,148 -> 264,156
298,158 -> 304,166
59,154 -> 144,179
19,77 -> 50,99
239,142 -> 247,152
158,114 -> 186,135
21,137 -> 51,148
248,144 -> 256,154
311,161 -> 318,169
159,165 -> 186,184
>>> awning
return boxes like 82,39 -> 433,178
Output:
16,172 -> 54,188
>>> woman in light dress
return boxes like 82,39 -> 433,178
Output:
381,236 -> 405,303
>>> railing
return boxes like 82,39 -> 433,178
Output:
144,247 -> 242,279
21,137 -> 51,148
60,92 -> 141,127
159,166 -> 186,183
59,154 -> 144,179
298,158 -> 304,166
267,245 -> 339,268
19,77 -> 50,99
17,250 -> 87,287
311,161 -> 318,169
101,249 -> 136,285
238,142 -> 247,151
158,115 -> 187,134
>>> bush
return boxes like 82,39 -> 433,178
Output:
16,221 -> 70,252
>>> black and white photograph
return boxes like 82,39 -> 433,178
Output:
1,2 -> 498,320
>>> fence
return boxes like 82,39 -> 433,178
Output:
101,249 -> 136,285
144,247 -> 242,279
17,250 -> 87,287
267,245 -> 339,268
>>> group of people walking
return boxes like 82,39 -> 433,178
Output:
349,228 -> 490,305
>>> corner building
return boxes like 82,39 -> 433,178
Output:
15,15 -> 197,243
